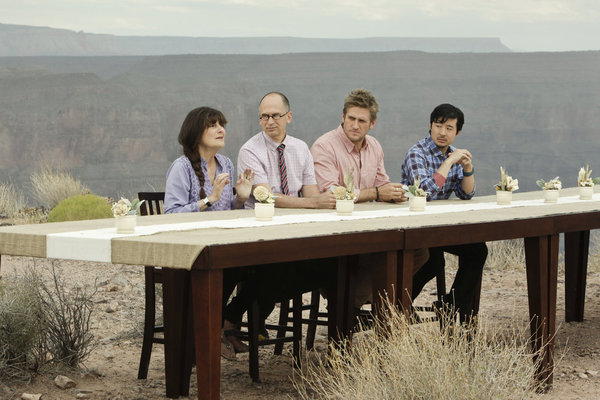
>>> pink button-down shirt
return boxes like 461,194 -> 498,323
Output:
311,125 -> 390,197
238,131 -> 317,208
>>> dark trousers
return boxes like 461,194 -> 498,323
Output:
412,242 -> 488,320
223,258 -> 336,326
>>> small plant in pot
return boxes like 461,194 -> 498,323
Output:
577,165 -> 599,200
333,167 -> 357,216
403,176 -> 428,212
112,197 -> 145,234
253,186 -> 277,220
494,167 -> 519,205
536,176 -> 561,203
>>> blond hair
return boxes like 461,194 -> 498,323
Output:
343,88 -> 379,122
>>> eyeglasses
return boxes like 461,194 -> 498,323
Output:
259,111 -> 289,121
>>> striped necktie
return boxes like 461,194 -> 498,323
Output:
277,144 -> 290,195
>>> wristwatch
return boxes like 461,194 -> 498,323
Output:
202,197 -> 212,207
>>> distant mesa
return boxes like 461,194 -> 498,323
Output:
0,22 -> 512,56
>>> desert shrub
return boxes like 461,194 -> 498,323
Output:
444,239 -> 526,271
589,230 -> 600,273
294,302 -> 544,400
485,239 -> 526,270
30,166 -> 90,210
0,182 -> 26,219
36,262 -> 96,367
0,270 -> 44,379
0,263 -> 96,380
47,194 -> 112,222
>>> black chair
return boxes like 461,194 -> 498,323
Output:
136,191 -> 302,382
137,192 -> 166,380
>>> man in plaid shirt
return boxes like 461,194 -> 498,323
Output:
401,103 -> 488,324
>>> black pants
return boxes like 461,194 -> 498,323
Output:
223,258 -> 336,326
412,242 -> 488,320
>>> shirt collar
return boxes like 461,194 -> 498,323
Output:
199,153 -> 225,170
336,124 -> 367,153
261,131 -> 287,151
424,135 -> 454,159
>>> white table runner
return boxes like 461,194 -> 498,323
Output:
46,194 -> 600,263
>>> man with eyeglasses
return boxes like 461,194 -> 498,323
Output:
238,91 -> 336,208
234,91 -> 337,342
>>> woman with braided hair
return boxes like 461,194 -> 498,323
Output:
164,106 -> 255,359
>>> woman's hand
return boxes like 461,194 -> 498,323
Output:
235,168 -> 255,203
208,172 -> 231,204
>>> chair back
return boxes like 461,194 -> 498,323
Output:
138,192 -> 165,216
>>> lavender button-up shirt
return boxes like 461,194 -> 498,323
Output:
164,154 -> 236,214
237,131 -> 317,209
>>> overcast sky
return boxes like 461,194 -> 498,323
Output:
1,0 -> 599,52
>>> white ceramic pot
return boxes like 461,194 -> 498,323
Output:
409,196 -> 426,212
115,215 -> 136,234
255,202 -> 275,221
543,189 -> 559,203
336,199 -> 354,216
579,185 -> 594,200
496,190 -> 512,205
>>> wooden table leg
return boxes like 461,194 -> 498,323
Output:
564,230 -> 590,322
397,249 -> 414,315
190,269 -> 223,400
524,234 -> 558,388
371,250 -> 398,317
162,268 -> 194,398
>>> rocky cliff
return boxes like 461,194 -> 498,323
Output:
1,51 -> 599,201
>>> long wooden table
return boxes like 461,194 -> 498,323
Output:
0,188 -> 598,398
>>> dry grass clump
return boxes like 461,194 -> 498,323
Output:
0,268 -> 44,380
588,230 -> 600,273
30,166 -> 90,210
294,304 -> 544,400
0,263 -> 96,381
444,239 -> 526,272
485,239 -> 526,270
0,182 -> 26,219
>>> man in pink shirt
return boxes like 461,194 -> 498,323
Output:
311,88 -> 406,202
311,88 -> 427,311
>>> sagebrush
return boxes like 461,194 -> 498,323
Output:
293,301 -> 545,400
30,166 -> 90,210
0,263 -> 96,380
47,194 -> 112,222
0,182 -> 26,219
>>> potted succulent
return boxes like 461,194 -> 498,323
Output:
253,186 -> 276,221
494,166 -> 519,205
577,165 -> 599,200
536,176 -> 562,203
333,167 -> 357,216
403,176 -> 428,212
112,197 -> 145,234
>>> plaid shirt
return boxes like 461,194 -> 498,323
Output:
401,136 -> 475,201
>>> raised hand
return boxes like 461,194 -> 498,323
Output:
235,168 -> 255,202
209,172 -> 231,203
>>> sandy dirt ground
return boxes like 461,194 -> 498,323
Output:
1,254 -> 599,400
